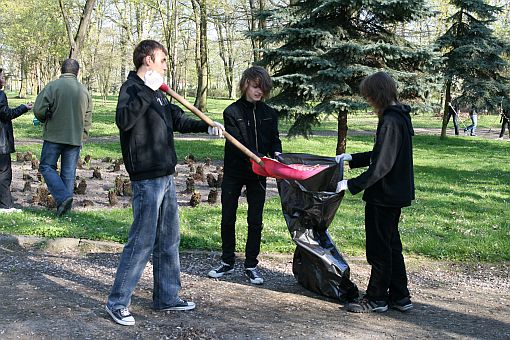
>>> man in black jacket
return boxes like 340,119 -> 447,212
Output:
105,40 -> 223,326
336,72 -> 414,313
0,68 -> 32,213
208,66 -> 282,285
498,107 -> 510,140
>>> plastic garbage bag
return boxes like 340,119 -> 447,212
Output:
276,153 -> 359,302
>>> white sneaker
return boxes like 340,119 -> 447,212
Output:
245,267 -> 264,285
0,208 -> 22,213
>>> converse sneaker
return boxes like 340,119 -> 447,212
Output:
158,298 -> 196,311
208,262 -> 234,278
245,267 -> 264,285
346,296 -> 388,313
105,305 -> 135,326
389,296 -> 413,312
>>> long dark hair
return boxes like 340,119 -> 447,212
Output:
360,71 -> 399,114
239,66 -> 273,98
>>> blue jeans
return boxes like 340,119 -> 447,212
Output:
465,114 -> 477,135
107,175 -> 182,310
39,141 -> 81,206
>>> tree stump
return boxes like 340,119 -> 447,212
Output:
92,167 -> 102,179
22,181 -> 31,193
122,179 -> 132,196
184,176 -> 195,193
208,188 -> 218,204
190,191 -> 201,207
31,159 -> 39,170
75,178 -> 87,195
206,174 -> 217,188
108,189 -> 118,206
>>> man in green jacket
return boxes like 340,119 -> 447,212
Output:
34,59 -> 92,216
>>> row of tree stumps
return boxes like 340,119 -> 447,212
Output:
15,151 -> 223,210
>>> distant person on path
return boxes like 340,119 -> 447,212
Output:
207,66 -> 282,285
447,102 -> 460,136
105,39 -> 224,326
335,71 -> 414,313
464,106 -> 478,136
34,59 -> 92,216
0,68 -> 33,213
498,107 -> 510,140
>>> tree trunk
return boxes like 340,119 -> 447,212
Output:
60,0 -> 97,59
335,109 -> 348,154
192,0 -> 208,111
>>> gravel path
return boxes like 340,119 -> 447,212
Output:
0,236 -> 509,339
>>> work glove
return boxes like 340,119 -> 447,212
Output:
144,70 -> 164,91
335,153 -> 352,163
208,121 -> 224,137
24,102 -> 33,111
335,180 -> 348,193
274,151 -> 282,158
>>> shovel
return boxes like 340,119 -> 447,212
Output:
159,84 -> 330,181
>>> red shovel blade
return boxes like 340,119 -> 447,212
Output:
251,157 -> 329,180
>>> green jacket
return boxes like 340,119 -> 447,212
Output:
34,74 -> 92,146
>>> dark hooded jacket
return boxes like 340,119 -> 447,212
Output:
116,71 -> 208,181
223,97 -> 282,179
347,104 -> 415,208
0,90 -> 28,154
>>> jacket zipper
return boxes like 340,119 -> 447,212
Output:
253,103 -> 258,152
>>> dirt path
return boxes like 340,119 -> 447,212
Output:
0,236 -> 509,339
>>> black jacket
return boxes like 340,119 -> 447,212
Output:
116,71 -> 208,181
0,90 -> 28,155
223,97 -> 282,179
347,104 -> 415,208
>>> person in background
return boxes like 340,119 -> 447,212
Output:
446,102 -> 460,136
105,39 -> 224,326
464,106 -> 478,136
497,107 -> 510,140
336,71 -> 414,313
207,66 -> 282,285
0,68 -> 33,213
34,59 -> 92,216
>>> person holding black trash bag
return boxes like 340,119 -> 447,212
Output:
498,107 -> 510,140
335,71 -> 414,313
207,66 -> 282,285
0,68 -> 33,213
447,102 -> 460,136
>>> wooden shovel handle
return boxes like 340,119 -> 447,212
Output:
160,85 -> 263,165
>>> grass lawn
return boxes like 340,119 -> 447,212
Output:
1,93 -> 509,262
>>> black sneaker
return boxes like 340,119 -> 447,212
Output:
57,197 -> 73,217
245,267 -> 264,285
346,297 -> 388,313
390,296 -> 413,312
105,305 -> 135,326
158,298 -> 196,311
208,262 -> 234,278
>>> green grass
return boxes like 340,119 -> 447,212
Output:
2,93 -> 509,262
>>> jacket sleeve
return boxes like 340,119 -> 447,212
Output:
170,103 -> 208,133
0,91 -> 28,121
269,108 -> 282,156
347,120 -> 401,195
82,92 -> 93,141
33,86 -> 52,122
116,83 -> 155,131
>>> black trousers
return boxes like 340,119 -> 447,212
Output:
365,203 -> 410,302
499,119 -> 510,138
446,111 -> 459,135
0,154 -> 13,209
220,174 -> 266,268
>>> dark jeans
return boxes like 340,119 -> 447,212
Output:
0,154 -> 13,208
365,203 -> 410,302
220,174 -> 266,268
39,141 -> 81,206
447,111 -> 459,135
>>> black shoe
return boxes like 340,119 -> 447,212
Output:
346,296 -> 388,313
245,267 -> 264,285
389,296 -> 413,312
105,305 -> 135,326
208,262 -> 234,278
158,298 -> 196,311
57,197 -> 73,216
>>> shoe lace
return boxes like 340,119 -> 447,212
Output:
119,307 -> 130,317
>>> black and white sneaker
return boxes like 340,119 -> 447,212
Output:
245,267 -> 264,285
159,298 -> 196,311
105,305 -> 135,326
208,262 -> 234,278
389,296 -> 413,312
346,297 -> 388,313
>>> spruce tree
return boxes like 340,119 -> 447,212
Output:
436,0 -> 510,138
255,0 -> 436,153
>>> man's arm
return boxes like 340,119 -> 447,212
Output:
82,92 -> 93,141
116,83 -> 154,131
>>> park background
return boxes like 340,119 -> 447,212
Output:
0,0 -> 509,263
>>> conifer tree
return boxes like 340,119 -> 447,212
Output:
436,0 -> 510,138
255,0 -> 436,153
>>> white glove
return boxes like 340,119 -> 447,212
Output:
274,151 -> 282,158
335,153 -> 352,163
144,70 -> 164,91
208,121 -> 224,137
335,180 -> 348,193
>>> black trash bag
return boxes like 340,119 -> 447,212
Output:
276,153 -> 359,302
